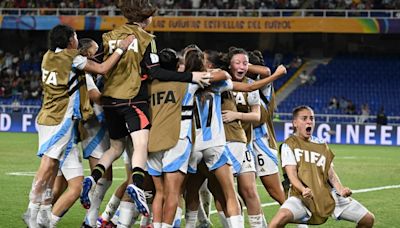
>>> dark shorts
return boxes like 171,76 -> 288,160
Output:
102,96 -> 151,140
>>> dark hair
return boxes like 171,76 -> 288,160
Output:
248,50 -> 265,66
119,0 -> 157,23
184,49 -> 205,72
227,47 -> 248,63
78,38 -> 95,57
204,49 -> 224,69
48,24 -> 75,51
292,105 -> 313,119
159,48 -> 178,71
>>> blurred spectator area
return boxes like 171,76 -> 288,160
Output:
276,54 -> 400,123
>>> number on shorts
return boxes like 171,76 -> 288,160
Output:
257,154 -> 265,166
194,94 -> 214,129
245,150 -> 252,162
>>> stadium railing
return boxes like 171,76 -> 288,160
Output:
274,112 -> 400,125
1,8 -> 399,18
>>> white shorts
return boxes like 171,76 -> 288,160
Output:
226,142 -> 256,175
252,136 -> 279,176
81,118 -> 110,159
188,145 -> 230,174
282,192 -> 369,224
37,118 -> 76,160
58,143 -> 83,181
147,138 -> 192,176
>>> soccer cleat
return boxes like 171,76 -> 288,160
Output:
96,217 -> 117,228
37,208 -> 51,227
126,184 -> 150,217
80,176 -> 95,209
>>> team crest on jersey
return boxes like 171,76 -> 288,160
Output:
293,148 -> 327,171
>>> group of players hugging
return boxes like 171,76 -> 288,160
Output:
22,0 -> 375,228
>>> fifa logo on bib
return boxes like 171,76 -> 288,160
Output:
108,39 -> 139,53
42,68 -> 58,86
293,148 -> 326,171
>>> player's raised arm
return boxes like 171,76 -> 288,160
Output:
83,35 -> 135,75
232,65 -> 286,92
248,63 -> 271,78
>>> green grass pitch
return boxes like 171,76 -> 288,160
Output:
0,132 -> 399,227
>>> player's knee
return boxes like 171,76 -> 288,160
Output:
358,212 -> 375,228
270,209 -> 292,228
240,186 -> 258,200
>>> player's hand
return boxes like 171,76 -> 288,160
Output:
118,35 -> 135,51
192,72 -> 212,88
275,64 -> 287,77
302,187 -> 313,198
339,187 -> 352,197
222,110 -> 239,123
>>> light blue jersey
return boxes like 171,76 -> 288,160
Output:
194,79 -> 233,151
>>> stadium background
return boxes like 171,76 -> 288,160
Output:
0,1 -> 399,227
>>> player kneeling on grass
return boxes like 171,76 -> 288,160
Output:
269,105 -> 374,228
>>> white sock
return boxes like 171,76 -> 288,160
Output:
112,206 -> 140,226
101,194 -> 121,221
37,204 -> 52,227
218,211 -> 230,228
50,213 -> 61,228
110,207 -> 120,225
153,222 -> 162,228
117,201 -> 137,227
28,202 -> 40,228
162,223 -> 173,228
172,206 -> 182,227
248,214 -> 264,228
296,225 -> 309,228
227,215 -> 244,228
86,178 -> 112,226
184,210 -> 198,228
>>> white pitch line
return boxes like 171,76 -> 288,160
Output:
209,184 -> 400,215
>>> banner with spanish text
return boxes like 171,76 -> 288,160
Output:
1,15 -> 400,33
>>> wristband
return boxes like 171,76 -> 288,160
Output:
115,48 -> 124,55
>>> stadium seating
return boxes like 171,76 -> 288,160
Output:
277,55 -> 400,122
